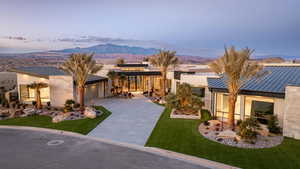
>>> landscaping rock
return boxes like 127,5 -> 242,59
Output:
208,120 -> 221,127
217,129 -> 237,139
23,108 -> 36,116
258,124 -> 269,136
84,107 -> 97,119
52,114 -> 65,123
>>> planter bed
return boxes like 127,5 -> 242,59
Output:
170,109 -> 200,119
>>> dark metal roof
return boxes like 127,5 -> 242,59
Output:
117,71 -> 161,76
208,66 -> 300,98
117,64 -> 148,67
11,66 -> 107,84
11,66 -> 67,78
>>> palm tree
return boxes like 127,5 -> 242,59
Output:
27,82 -> 48,109
116,58 -> 125,65
61,53 -> 102,110
118,74 -> 127,93
209,46 -> 265,129
107,70 -> 118,94
150,50 -> 179,96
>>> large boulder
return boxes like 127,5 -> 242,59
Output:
84,107 -> 97,119
22,108 -> 36,116
52,114 -> 66,123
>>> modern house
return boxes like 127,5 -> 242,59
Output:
207,65 -> 300,139
11,67 -> 108,107
169,64 -> 300,140
108,63 -> 169,94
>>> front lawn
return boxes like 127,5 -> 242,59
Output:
0,106 -> 111,135
146,108 -> 300,169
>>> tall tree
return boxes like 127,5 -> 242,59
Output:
107,70 -> 118,94
61,53 -> 102,110
209,46 -> 265,129
150,50 -> 179,96
27,82 -> 48,109
116,58 -> 125,65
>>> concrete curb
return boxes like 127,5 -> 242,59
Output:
0,125 -> 240,169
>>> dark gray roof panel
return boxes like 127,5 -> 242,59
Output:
208,66 -> 300,94
13,66 -> 67,76
12,66 -> 107,83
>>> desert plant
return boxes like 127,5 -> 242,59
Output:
107,70 -> 118,94
165,93 -> 180,110
238,118 -> 260,142
27,82 -> 48,109
61,53 -> 102,111
176,83 -> 193,108
201,109 -> 212,121
116,58 -> 125,64
209,46 -> 266,129
65,99 -> 75,106
150,50 -> 178,96
268,115 -> 281,134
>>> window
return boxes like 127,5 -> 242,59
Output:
191,87 -> 205,97
251,101 -> 274,124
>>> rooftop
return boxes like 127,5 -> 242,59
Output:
11,66 -> 107,84
208,66 -> 300,98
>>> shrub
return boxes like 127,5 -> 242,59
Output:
65,99 -> 75,106
201,109 -> 212,121
165,93 -> 180,110
73,103 -> 80,109
47,102 -> 51,107
203,121 -> 210,126
268,115 -> 281,134
238,118 -> 260,142
32,101 -> 37,106
190,95 -> 204,111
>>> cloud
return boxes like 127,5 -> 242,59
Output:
2,36 -> 26,41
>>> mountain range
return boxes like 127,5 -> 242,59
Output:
51,43 -> 160,55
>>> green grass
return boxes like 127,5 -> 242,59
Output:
0,106 -> 111,135
146,108 -> 300,169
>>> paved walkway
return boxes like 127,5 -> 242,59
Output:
88,95 -> 164,145
0,127 -> 237,169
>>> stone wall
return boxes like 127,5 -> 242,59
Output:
283,85 -> 300,139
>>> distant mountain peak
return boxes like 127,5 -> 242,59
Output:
51,43 -> 159,55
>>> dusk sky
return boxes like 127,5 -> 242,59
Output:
0,0 -> 299,57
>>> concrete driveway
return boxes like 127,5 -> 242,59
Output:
0,127 -> 236,169
88,95 -> 164,145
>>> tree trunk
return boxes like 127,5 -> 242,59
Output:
78,86 -> 85,111
161,71 -> 166,97
36,89 -> 42,109
228,93 -> 237,129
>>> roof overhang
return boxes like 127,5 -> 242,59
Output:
209,87 -> 285,99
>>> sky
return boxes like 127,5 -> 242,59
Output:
0,0 -> 299,57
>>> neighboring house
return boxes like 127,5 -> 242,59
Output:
207,65 -> 300,140
11,67 -> 108,107
109,63 -> 166,94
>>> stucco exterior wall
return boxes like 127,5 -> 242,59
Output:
274,98 -> 285,127
49,76 -> 74,107
283,86 -> 300,139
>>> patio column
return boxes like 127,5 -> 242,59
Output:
240,95 -> 245,120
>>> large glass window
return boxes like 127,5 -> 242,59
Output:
20,85 -> 50,102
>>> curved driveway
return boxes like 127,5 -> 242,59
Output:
0,127 -> 229,169
88,95 -> 164,145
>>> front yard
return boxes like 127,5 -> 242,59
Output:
0,106 -> 111,135
146,108 -> 300,169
